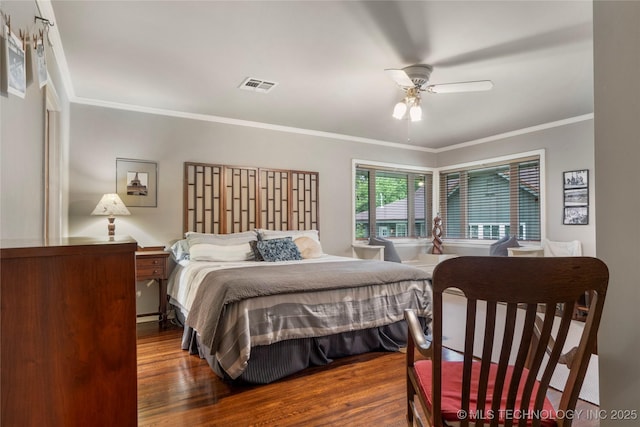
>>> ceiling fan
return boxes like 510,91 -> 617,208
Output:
385,64 -> 493,121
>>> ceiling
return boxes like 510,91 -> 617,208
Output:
48,1 -> 594,150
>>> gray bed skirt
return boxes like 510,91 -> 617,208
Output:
179,313 -> 429,384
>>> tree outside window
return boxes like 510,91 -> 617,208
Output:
355,166 -> 432,240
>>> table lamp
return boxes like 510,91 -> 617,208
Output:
91,193 -> 131,236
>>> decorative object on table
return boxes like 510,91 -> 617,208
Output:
431,215 -> 443,254
562,169 -> 588,225
116,158 -> 157,207
91,193 -> 131,236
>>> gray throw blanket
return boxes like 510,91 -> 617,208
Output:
186,260 -> 430,353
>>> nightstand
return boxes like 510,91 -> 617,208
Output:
135,249 -> 170,327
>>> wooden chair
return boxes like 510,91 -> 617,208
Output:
405,256 -> 608,427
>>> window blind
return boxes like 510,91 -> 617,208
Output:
438,157 -> 540,241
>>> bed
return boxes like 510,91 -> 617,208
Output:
167,229 -> 432,384
168,162 -> 432,383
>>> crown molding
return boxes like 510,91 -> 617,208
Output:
72,96 -> 436,153
433,114 -> 594,153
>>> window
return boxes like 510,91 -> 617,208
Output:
355,164 -> 432,240
438,155 -> 541,242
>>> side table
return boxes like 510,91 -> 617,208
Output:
135,249 -> 170,327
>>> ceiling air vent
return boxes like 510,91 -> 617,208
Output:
238,77 -> 278,93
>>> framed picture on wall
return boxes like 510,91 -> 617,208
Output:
563,206 -> 588,225
563,169 -> 588,189
116,158 -> 157,207
6,26 -> 26,98
562,169 -> 589,225
563,188 -> 588,206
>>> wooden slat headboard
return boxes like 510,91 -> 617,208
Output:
184,162 -> 319,234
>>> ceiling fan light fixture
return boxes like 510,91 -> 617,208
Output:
409,103 -> 422,122
386,64 -> 494,122
392,101 -> 407,120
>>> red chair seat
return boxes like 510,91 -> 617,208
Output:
414,360 -> 557,427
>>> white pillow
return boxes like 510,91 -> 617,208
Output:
258,229 -> 320,243
542,239 -> 582,257
189,242 -> 254,262
166,239 -> 190,261
185,230 -> 257,247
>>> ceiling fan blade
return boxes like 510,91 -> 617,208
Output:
427,80 -> 494,94
385,68 -> 415,88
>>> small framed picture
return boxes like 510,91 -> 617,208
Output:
563,206 -> 588,225
116,158 -> 157,207
6,26 -> 26,98
563,188 -> 588,206
563,169 -> 588,189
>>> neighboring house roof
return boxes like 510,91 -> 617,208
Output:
355,187 -> 425,221
444,169 -> 540,198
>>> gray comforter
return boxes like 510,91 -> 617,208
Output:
185,259 -> 432,379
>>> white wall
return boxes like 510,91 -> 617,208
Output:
0,1 -> 71,239
65,104 -> 436,314
67,105 -> 596,256
66,103 -> 597,313
593,2 -> 640,424
67,104 -> 436,255
1,2 -> 45,239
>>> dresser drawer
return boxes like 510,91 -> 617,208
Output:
136,256 -> 167,280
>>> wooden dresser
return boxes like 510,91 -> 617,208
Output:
1,236 -> 138,427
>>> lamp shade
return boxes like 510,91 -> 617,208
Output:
91,193 -> 131,216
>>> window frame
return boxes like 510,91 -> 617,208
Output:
352,150 -> 546,245
352,159 -> 436,243
435,149 -> 546,244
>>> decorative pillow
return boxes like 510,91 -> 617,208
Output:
167,239 -> 190,262
257,237 -> 302,262
542,239 -> 582,257
369,236 -> 402,263
294,236 -> 323,259
489,235 -> 510,256
189,242 -> 255,262
490,235 -> 520,257
185,230 -> 258,247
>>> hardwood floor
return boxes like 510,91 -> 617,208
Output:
137,322 -> 599,427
